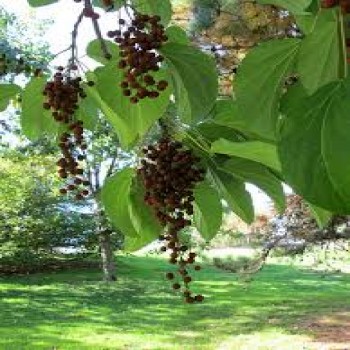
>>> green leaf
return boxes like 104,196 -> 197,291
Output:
280,82 -> 308,115
212,99 -> 240,128
196,122 -> 244,143
21,77 -> 58,140
211,139 -> 281,172
101,168 -> 138,237
211,99 -> 261,139
77,95 -> 98,131
208,166 -> 254,224
124,235 -> 152,252
193,180 -> 223,241
256,0 -> 312,14
295,13 -> 317,35
221,157 -> 285,213
278,78 -> 350,213
297,8 -> 343,94
94,62 -> 171,142
86,39 -> 120,65
128,178 -> 162,248
0,84 -> 21,112
165,26 -> 190,45
133,0 -> 172,26
308,203 -> 332,228
27,0 -> 58,7
161,42 -> 218,123
85,72 -> 137,148
235,39 -> 300,140
171,74 -> 191,124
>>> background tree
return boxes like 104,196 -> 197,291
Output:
82,117 -> 132,281
0,5 -> 52,80
0,150 -> 96,272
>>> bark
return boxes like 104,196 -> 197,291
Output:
94,200 -> 117,281
98,229 -> 116,281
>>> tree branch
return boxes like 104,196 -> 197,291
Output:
106,154 -> 119,179
69,11 -> 85,69
84,0 -> 111,59
94,165 -> 101,192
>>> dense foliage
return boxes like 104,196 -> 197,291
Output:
0,5 -> 51,80
0,152 -> 96,269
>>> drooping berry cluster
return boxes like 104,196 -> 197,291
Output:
42,67 -> 93,200
321,0 -> 339,7
321,0 -> 350,11
138,137 -> 205,303
107,12 -> 169,104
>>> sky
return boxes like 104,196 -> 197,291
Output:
0,0 -> 278,214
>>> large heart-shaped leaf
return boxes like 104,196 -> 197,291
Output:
133,0 -> 172,26
101,168 -> 138,237
193,180 -> 223,241
212,99 -> 240,128
94,62 -> 171,143
0,84 -> 21,112
86,39 -> 120,65
85,82 -> 136,148
195,122 -> 244,143
221,157 -> 285,213
297,8 -> 343,94
278,78 -> 350,213
211,139 -> 281,172
77,94 -> 99,131
128,177 -> 163,245
308,203 -> 332,228
165,26 -> 190,45
208,166 -> 254,224
21,77 -> 58,140
160,43 -> 218,124
235,39 -> 300,140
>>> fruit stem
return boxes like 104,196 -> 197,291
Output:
84,0 -> 111,59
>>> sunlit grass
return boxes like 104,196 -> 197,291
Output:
1,255 -> 350,349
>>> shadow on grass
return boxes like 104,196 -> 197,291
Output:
0,255 -> 350,349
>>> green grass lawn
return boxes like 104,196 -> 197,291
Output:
1,255 -> 350,350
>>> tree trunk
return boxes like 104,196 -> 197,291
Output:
94,199 -> 117,282
98,229 -> 116,281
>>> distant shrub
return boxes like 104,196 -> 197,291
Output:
212,255 -> 253,273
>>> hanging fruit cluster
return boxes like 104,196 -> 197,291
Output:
321,0 -> 350,12
107,12 -> 169,104
42,66 -> 92,200
138,137 -> 205,303
321,0 -> 338,7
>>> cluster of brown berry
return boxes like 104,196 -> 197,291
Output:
138,137 -> 205,303
107,12 -> 169,104
43,67 -> 93,200
321,0 -> 350,12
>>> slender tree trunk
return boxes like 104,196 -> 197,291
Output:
98,229 -> 116,281
94,200 -> 117,281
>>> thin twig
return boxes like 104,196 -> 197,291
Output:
106,154 -> 119,178
84,0 -> 111,59
71,11 -> 85,64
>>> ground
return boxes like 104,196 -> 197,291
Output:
0,255 -> 350,350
